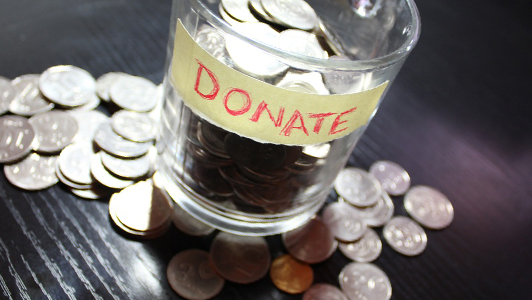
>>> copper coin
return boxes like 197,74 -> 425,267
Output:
270,254 -> 313,294
282,217 -> 337,264
224,133 -> 286,170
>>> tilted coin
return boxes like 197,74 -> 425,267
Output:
109,75 -> 158,112
221,0 -> 259,22
383,216 -> 427,256
167,249 -> 225,300
210,232 -> 270,284
303,283 -> 348,300
29,110 -> 78,153
322,202 -> 367,242
282,217 -> 337,264
58,142 -> 95,185
68,110 -> 109,142
0,115 -> 36,164
249,0 -> 276,22
277,29 -> 328,59
270,254 -> 313,294
334,167 -> 382,207
339,262 -> 392,300
9,74 -> 54,116
171,201 -> 215,236
70,184 -> 110,200
90,152 -> 136,189
95,72 -> 129,102
100,150 -> 151,179
369,160 -> 411,196
0,77 -> 16,115
68,93 -> 100,112
94,121 -> 152,158
404,185 -> 454,229
39,65 -> 96,107
276,71 -> 330,95
261,0 -> 318,31
342,191 -> 394,227
315,21 -> 349,57
111,110 -> 157,142
338,228 -> 382,263
219,3 -> 243,26
55,159 -> 93,190
4,153 -> 58,191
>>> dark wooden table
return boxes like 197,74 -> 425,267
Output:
1,0 -> 531,299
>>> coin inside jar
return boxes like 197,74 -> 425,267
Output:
270,254 -> 314,294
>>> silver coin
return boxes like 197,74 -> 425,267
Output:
0,77 -> 16,115
0,115 -> 36,163
261,0 -> 318,31
111,110 -> 157,142
70,185 -> 110,200
315,20 -> 349,57
219,3 -> 243,26
276,71 -> 330,95
58,142 -> 95,185
172,202 -> 215,236
68,93 -> 101,112
167,249 -> 225,300
90,152 -> 136,189
221,0 -> 259,22
282,217 -> 337,264
302,143 -> 330,159
369,160 -> 411,196
277,29 -> 327,59
100,150 -> 151,179
96,72 -> 129,102
383,216 -> 427,256
322,202 -> 367,242
404,185 -> 454,229
339,262 -> 392,300
303,283 -> 348,300
55,159 -> 93,190
147,84 -> 164,122
338,228 -> 382,263
109,75 -> 158,112
334,167 -> 382,207
29,110 -> 78,153
322,56 -> 366,95
39,65 -> 96,107
210,232 -> 270,284
94,121 -> 152,158
195,25 -> 229,61
68,110 -> 109,142
342,191 -> 394,227
9,75 -> 54,116
249,0 -> 276,22
4,153 -> 58,191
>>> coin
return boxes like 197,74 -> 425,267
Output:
369,160 -> 411,196
303,283 -> 348,300
342,191 -> 394,227
167,249 -> 225,300
224,133 -> 288,170
55,159 -> 93,190
58,142 -> 95,185
70,184 -> 110,200
261,0 -> 318,31
109,75 -> 158,112
111,110 -> 157,142
39,65 -> 96,107
322,202 -> 367,242
282,217 -> 337,264
0,77 -> 16,115
404,185 -> 454,229
210,232 -> 270,284
383,216 -> 427,256
29,110 -> 78,153
219,3 -> 243,26
277,29 -> 328,59
338,228 -> 382,263
9,74 -> 54,116
95,72 -> 129,102
322,56 -> 366,95
68,93 -> 101,112
339,262 -> 392,300
334,167 -> 382,207
276,71 -> 330,95
249,0 -> 276,22
171,201 -> 215,236
94,121 -> 152,158
100,150 -> 151,179
0,115 -> 36,163
270,254 -> 313,294
221,0 -> 259,22
90,152 -> 136,189
4,153 -> 58,191
195,25 -> 228,61
68,110 -> 109,142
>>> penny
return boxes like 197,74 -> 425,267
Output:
9,75 -> 54,116
171,201 -> 215,236
270,254 -> 313,294
261,0 -> 318,31
342,191 -> 394,227
29,110 -> 78,153
94,121 -> 152,158
224,133 -> 287,170
95,72 -> 129,102
90,152 -> 136,189
338,228 -> 382,263
100,150 -> 151,179
68,110 -> 109,142
383,216 -> 427,256
39,65 -> 96,107
111,110 -> 157,142
404,185 -> 454,229
334,167 -> 382,207
0,77 -> 16,115
322,202 -> 367,242
277,29 -> 328,59
109,75 -> 158,112
58,142 -> 95,185
221,0 -> 259,22
369,160 -> 411,196
0,115 -> 36,164
4,153 -> 58,191
282,217 -> 337,264
210,232 -> 270,284
339,262 -> 392,300
303,283 -> 348,300
167,249 -> 225,300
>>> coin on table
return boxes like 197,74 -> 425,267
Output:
94,121 -> 152,158
343,191 -> 394,227
70,183 -> 110,200
383,216 -> 427,256
100,150 -> 151,179
404,185 -> 454,229
111,110 -> 157,142
9,74 -> 54,116
303,283 -> 348,300
369,160 -> 411,196
282,217 -> 337,264
339,262 -> 392,300
109,75 -> 158,112
95,72 -> 129,102
270,254 -> 313,294
68,110 -> 109,142
221,0 -> 259,22
167,249 -> 225,300
338,228 -> 382,263
58,142 -> 95,185
261,0 -> 318,31
90,152 -> 136,189
334,167 -> 382,207
68,93 -> 100,112
210,232 -> 270,284
0,115 -> 36,164
171,201 -> 215,236
29,110 -> 78,153
55,158 -> 93,190
322,202 -> 367,242
0,77 -> 16,115
39,65 -> 96,107
4,153 -> 58,191
277,29 -> 328,59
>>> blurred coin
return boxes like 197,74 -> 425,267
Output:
369,160 -> 410,196
9,75 -> 54,116
383,216 -> 427,256
111,110 -> 157,142
96,72 -> 129,102
68,93 -> 100,112
221,0 -> 259,22
58,142 -> 95,185
109,75 -> 158,112
171,201 -> 215,236
282,217 -> 337,264
322,202 -> 367,242
100,150 -> 151,179
339,262 -> 391,300
338,228 -> 382,263
224,133 -> 287,170
276,71 -> 330,95
94,121 -> 152,158
195,25 -> 228,61
277,29 -> 327,59
322,56 -> 366,95
55,159 -> 93,190
167,249 -> 225,300
0,77 -> 16,115
68,110 -> 109,142
249,0 -> 276,22
261,0 -> 318,31
404,185 -> 454,229
90,152 -> 136,189
29,110 -> 78,153
210,232 -> 270,284
70,184 -> 110,200
4,153 -> 58,190
315,20 -> 349,57
334,167 -> 382,207
303,283 -> 348,300
302,143 -> 330,159
219,3 -> 242,26
270,254 -> 313,294
0,115 -> 36,163
39,65 -> 96,107
342,191 -> 394,227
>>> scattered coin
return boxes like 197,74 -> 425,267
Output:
9,74 -> 54,116
109,75 -> 158,112
94,121 -> 153,158
342,191 -> 394,227
55,159 -> 93,190
303,283 -> 348,300
383,216 -> 427,256
404,185 -> 454,229
4,153 -> 58,191
339,262 -> 392,300
171,201 -> 215,236
111,110 -> 157,142
322,202 -> 367,242
69,93 -> 100,112
369,160 -> 411,196
0,115 -> 36,164
58,142 -> 95,186
270,254 -> 313,294
90,152 -> 136,189
29,110 -> 78,153
338,228 -> 382,263
334,167 -> 382,207
282,217 -> 337,264
39,65 -> 96,107
96,72 -> 129,102
69,184 -> 110,200
0,77 -> 16,115
68,110 -> 109,142
100,150 -> 152,179
261,0 -> 318,31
